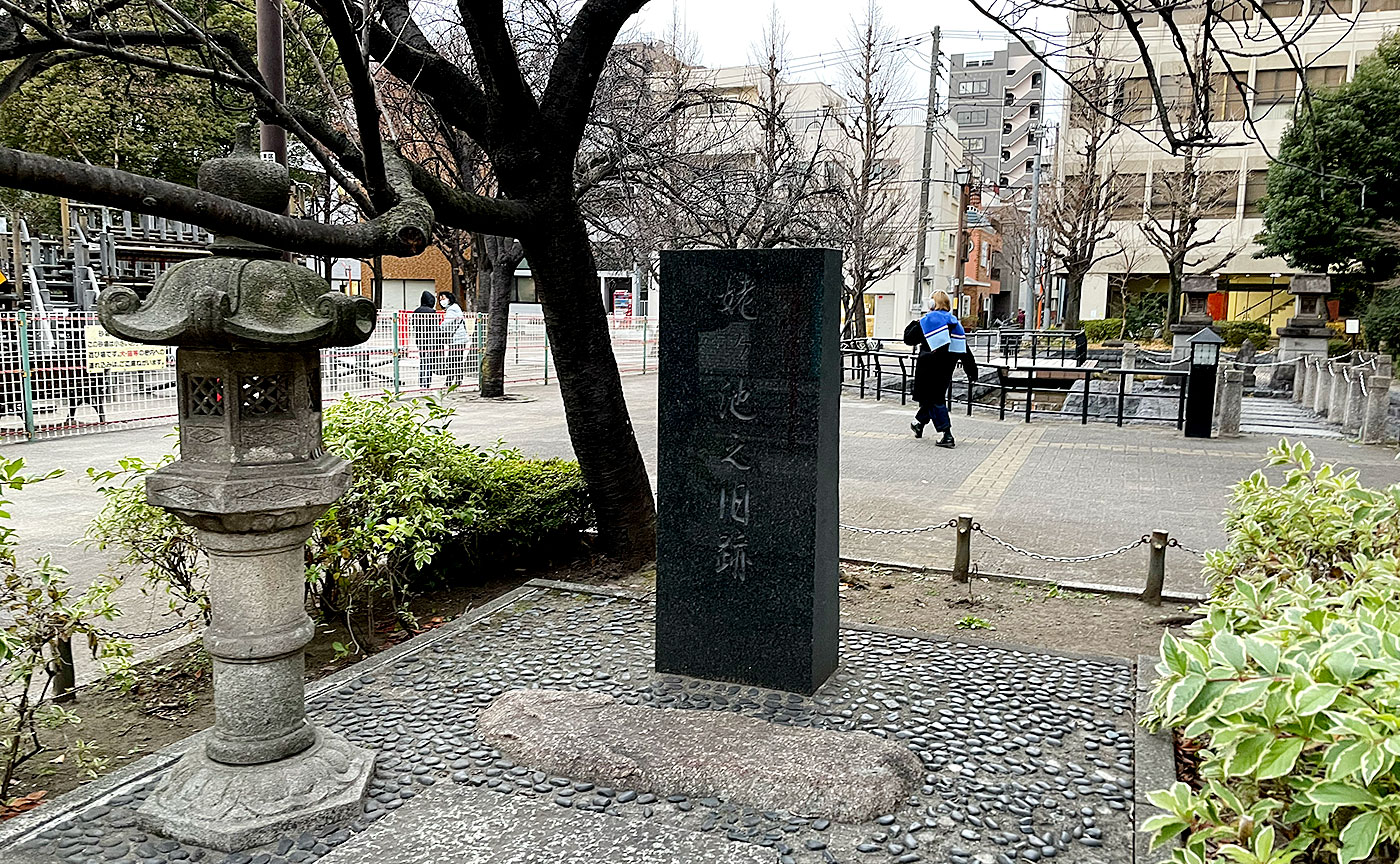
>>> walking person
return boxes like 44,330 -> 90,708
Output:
439,292 -> 470,388
904,291 -> 978,448
411,290 -> 440,390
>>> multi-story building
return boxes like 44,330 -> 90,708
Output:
947,42 -> 1047,192
861,122 -> 967,339
1065,2 -> 1400,325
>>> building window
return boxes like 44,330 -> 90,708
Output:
1031,71 -> 1043,88
1111,174 -> 1147,219
1005,90 -> 1015,106
1253,68 -> 1298,115
1243,169 -> 1270,217
999,175 -> 1009,186
1117,77 -> 1154,124
1026,159 -> 1034,173
1212,0 -> 1253,20
1201,172 -> 1241,217
955,108 -> 988,126
1030,103 -> 1040,119
962,137 -> 986,153
1305,65 -> 1347,89
513,275 -> 537,303
1259,0 -> 1303,16
958,79 -> 990,96
1212,72 -> 1247,121
1028,132 -> 1038,146
1322,0 -> 1353,10
1365,0 -> 1400,9
1002,149 -> 1011,161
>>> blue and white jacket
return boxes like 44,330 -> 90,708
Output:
919,309 -> 968,355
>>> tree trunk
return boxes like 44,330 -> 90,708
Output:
480,235 -> 523,398
1166,263 -> 1183,328
521,206 -> 656,567
1062,268 -> 1086,328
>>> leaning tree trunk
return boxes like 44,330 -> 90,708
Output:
520,204 -> 656,566
480,236 -> 524,398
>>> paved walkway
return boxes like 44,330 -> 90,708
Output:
2,583 -> 1140,864
8,375 -> 1400,683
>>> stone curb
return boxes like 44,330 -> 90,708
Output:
0,582 -> 549,851
840,555 -> 1209,605
1134,653 -> 1182,864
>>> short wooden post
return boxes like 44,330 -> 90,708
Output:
53,637 -> 76,703
953,514 -> 973,584
1142,530 -> 1168,606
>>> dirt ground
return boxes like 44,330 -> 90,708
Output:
2,556 -> 1195,819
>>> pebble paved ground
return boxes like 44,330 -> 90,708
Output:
4,585 -> 1136,864
9,375 -> 1400,684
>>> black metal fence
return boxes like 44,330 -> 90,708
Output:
840,333 -> 1189,428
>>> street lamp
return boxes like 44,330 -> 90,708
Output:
953,166 -> 972,318
1184,328 -> 1225,439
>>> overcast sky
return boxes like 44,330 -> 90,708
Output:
627,0 -> 1022,81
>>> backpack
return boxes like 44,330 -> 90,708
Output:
902,318 -> 923,346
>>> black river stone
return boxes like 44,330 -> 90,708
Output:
655,249 -> 842,695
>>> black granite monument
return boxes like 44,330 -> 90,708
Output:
655,248 -> 841,695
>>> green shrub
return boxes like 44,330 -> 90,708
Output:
1081,319 -> 1124,344
1143,442 -> 1400,864
1362,287 -> 1400,353
87,394 -> 593,646
450,450 -> 591,567
1217,320 -> 1272,349
1125,293 -> 1169,341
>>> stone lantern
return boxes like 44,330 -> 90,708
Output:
1170,274 -> 1220,360
97,135 -> 378,851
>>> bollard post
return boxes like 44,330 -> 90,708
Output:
1343,369 -> 1365,435
1296,357 -> 1312,406
1362,374 -> 1392,444
1121,343 -> 1137,393
953,514 -> 973,584
1219,369 -> 1243,437
1142,530 -> 1168,606
1314,360 -> 1332,415
1328,361 -> 1347,419
52,636 -> 75,703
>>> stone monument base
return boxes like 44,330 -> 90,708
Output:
477,689 -> 921,822
137,728 -> 376,852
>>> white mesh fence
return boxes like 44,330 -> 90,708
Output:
0,310 -> 658,442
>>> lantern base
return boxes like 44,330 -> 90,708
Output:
138,727 -> 375,852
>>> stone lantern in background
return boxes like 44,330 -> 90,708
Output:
1170,274 -> 1220,360
97,132 -> 378,851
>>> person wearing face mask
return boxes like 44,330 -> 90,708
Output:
439,292 -> 470,388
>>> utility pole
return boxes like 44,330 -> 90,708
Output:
912,27 -> 940,312
1024,126 -> 1045,328
954,163 -> 972,317
256,0 -> 287,167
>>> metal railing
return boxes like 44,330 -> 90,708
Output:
0,311 -> 657,442
840,339 -> 1190,427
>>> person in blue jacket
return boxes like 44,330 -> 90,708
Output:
903,290 -> 978,448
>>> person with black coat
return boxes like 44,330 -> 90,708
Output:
411,290 -> 440,389
902,290 -> 978,448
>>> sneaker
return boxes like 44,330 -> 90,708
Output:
935,430 -> 955,449
910,421 -> 924,438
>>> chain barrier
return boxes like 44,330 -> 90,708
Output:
1232,356 -> 1301,368
94,615 -> 202,641
971,523 -> 1150,563
839,518 -> 957,536
1167,538 -> 1206,557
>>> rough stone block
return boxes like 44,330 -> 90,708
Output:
477,689 -> 921,822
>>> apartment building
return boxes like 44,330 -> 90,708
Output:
947,42 -> 1048,192
862,122 -> 967,339
1066,2 -> 1400,325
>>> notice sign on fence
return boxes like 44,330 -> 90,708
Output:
85,326 -> 167,372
